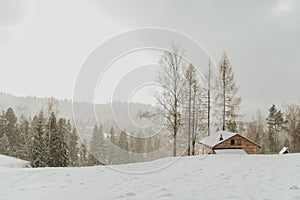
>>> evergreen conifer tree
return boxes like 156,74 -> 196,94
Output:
118,130 -> 129,151
5,107 -> 18,156
30,111 -> 48,167
266,105 -> 286,153
68,126 -> 79,166
0,111 -> 9,155
89,124 -> 105,165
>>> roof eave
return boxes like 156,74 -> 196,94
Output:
198,142 -> 213,149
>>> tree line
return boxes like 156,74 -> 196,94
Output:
0,107 -> 88,167
89,124 -> 161,165
153,45 -> 299,156
0,106 -> 162,167
241,104 -> 300,154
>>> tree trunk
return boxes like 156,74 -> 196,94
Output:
208,59 -> 211,136
173,98 -> 178,157
187,69 -> 192,156
191,84 -> 196,155
222,63 -> 226,131
173,132 -> 177,157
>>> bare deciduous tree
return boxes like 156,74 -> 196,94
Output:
285,104 -> 300,152
154,45 -> 187,157
184,64 -> 202,155
199,58 -> 213,137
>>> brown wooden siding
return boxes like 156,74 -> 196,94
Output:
202,145 -> 215,154
214,135 -> 260,154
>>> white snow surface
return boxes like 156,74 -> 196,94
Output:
1,154 -> 300,200
0,154 -> 31,168
214,149 -> 247,155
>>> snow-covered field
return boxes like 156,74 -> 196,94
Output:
0,154 -> 300,200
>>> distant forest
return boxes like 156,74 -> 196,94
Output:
0,105 -> 166,167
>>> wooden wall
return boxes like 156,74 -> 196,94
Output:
202,145 -> 215,154
214,135 -> 259,154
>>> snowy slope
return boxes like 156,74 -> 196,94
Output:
0,154 -> 300,200
0,154 -> 31,168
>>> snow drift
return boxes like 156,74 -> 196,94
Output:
0,154 -> 31,168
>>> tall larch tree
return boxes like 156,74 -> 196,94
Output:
215,53 -> 241,132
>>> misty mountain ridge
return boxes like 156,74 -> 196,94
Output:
0,92 -> 153,133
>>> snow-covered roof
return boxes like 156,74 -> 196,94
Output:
279,146 -> 289,154
199,130 -> 261,148
199,131 -> 237,148
214,149 -> 247,155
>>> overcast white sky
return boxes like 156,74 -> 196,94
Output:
0,0 -> 299,118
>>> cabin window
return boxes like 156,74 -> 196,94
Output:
237,139 -> 241,145
231,139 -> 235,145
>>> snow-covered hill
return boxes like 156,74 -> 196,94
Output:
0,154 -> 299,200
0,154 -> 31,168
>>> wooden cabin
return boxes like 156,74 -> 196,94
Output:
199,131 -> 261,155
